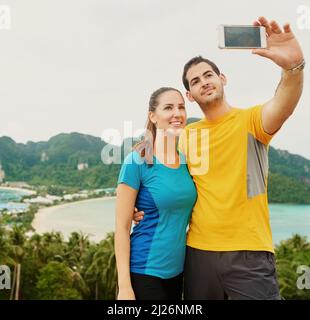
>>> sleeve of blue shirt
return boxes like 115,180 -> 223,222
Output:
117,151 -> 142,191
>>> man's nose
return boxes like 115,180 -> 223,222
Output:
201,78 -> 210,88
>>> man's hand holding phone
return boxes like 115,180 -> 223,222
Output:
251,16 -> 304,71
218,16 -> 304,71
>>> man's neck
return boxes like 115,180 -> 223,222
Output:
201,99 -> 232,121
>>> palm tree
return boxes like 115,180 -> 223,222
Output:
37,231 -> 66,264
0,224 -> 11,263
0,224 -> 15,296
27,233 -> 44,261
100,232 -> 117,297
85,232 -> 116,300
67,231 -> 90,264
66,264 -> 90,298
275,234 -> 310,299
287,234 -> 310,252
8,225 -> 26,300
81,243 -> 99,299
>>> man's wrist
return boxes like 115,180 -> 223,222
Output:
282,59 -> 306,75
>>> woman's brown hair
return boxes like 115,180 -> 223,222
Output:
133,87 -> 182,164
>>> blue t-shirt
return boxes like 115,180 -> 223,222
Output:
117,151 -> 197,279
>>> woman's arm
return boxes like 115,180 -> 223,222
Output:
115,183 -> 138,300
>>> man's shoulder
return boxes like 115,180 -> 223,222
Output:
184,106 -> 263,131
238,105 -> 263,113
232,105 -> 264,120
185,119 -> 207,130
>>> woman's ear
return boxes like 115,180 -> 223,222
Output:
149,111 -> 157,124
186,91 -> 195,102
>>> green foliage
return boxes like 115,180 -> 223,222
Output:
0,133 -> 120,190
36,261 -> 82,300
0,222 -> 117,300
2,221 -> 310,300
268,146 -> 310,204
275,234 -> 310,299
0,205 -> 39,230
84,232 -> 117,299
268,173 -> 310,204
1,132 -> 310,203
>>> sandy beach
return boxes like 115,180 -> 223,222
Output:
31,196 -> 116,231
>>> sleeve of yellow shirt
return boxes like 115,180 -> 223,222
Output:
247,105 -> 275,145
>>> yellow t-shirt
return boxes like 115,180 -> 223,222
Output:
179,105 -> 275,253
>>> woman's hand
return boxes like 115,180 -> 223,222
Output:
117,286 -> 136,300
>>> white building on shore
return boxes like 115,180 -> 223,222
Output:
24,196 -> 54,205
77,163 -> 88,171
63,193 -> 88,201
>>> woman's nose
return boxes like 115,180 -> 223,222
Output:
173,107 -> 181,117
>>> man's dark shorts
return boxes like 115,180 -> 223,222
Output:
184,246 -> 281,300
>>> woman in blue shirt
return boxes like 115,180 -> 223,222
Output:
115,87 -> 197,300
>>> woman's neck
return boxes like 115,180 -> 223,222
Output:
154,133 -> 179,167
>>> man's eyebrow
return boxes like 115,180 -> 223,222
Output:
190,76 -> 199,84
203,70 -> 213,76
164,103 -> 174,106
190,70 -> 213,84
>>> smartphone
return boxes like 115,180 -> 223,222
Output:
218,25 -> 267,49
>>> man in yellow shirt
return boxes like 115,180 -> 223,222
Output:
134,17 -> 304,299
179,16 -> 304,299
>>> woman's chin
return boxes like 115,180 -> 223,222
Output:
166,127 -> 184,136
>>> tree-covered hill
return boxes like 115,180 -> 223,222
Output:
1,131 -> 310,203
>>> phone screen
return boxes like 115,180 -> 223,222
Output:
224,26 -> 261,47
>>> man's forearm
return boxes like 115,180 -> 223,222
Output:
274,69 -> 304,119
262,67 -> 304,134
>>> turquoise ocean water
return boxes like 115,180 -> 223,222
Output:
0,188 -> 29,211
1,189 -> 309,244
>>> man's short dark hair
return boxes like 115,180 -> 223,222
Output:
182,56 -> 221,91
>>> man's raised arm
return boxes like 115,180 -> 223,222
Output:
252,16 -> 304,135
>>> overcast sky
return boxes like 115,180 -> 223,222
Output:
0,0 -> 309,159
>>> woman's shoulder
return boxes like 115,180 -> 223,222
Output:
123,150 -> 146,166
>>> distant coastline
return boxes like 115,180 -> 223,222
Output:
32,196 -> 116,231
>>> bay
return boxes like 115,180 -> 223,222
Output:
0,187 -> 30,211
1,188 -> 310,245
32,197 -> 310,245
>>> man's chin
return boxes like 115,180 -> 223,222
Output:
204,94 -> 223,106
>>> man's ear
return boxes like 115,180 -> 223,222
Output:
186,91 -> 195,102
219,73 -> 227,86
